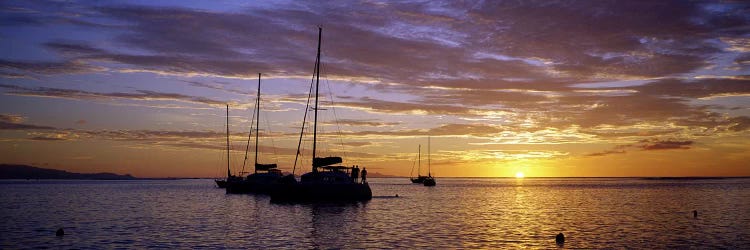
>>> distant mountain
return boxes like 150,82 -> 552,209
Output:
0,164 -> 137,180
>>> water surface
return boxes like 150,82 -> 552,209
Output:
2,178 -> 749,248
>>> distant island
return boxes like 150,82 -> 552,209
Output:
0,164 -> 137,180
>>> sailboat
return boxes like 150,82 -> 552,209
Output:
226,73 -> 284,194
215,104 -> 242,188
409,144 -> 428,183
270,27 -> 372,202
423,137 -> 436,186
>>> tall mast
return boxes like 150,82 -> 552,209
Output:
428,136 -> 431,177
312,27 -> 322,172
226,104 -> 230,178
418,144 -> 421,176
254,73 -> 261,173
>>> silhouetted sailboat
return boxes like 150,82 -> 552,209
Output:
226,73 -> 283,194
270,27 -> 372,202
410,144 -> 428,183
423,137 -> 436,186
215,105 -> 242,188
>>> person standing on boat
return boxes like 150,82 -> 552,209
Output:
361,167 -> 367,184
352,166 -> 360,183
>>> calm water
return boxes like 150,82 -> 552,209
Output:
1,178 -> 749,249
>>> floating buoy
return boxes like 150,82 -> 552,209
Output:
693,210 -> 698,218
555,233 -> 565,245
56,228 -> 64,236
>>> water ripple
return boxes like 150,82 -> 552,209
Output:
1,178 -> 749,248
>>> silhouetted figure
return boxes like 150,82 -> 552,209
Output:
351,166 -> 359,182
361,167 -> 367,183
693,210 -> 698,218
56,228 -> 64,236
555,233 -> 565,245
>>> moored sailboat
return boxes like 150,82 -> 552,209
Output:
410,144 -> 428,184
215,104 -> 242,188
423,137 -> 436,186
226,73 -> 283,194
270,27 -> 372,202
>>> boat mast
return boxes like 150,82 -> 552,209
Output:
428,136 -> 431,177
226,104 -> 231,178
418,144 -> 421,177
254,73 -> 261,173
312,27 -> 322,173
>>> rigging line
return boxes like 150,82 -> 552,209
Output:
263,110 -> 279,165
293,64 -> 317,175
409,145 -> 418,178
216,112 -> 226,179
226,104 -> 231,178
241,93 -> 258,175
216,132 -> 224,179
321,62 -> 348,161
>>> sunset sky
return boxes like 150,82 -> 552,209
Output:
1,1 -> 749,178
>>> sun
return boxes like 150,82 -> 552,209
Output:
515,172 -> 525,178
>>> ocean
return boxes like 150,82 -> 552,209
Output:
1,178 -> 749,248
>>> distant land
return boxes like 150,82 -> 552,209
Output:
0,164 -> 137,180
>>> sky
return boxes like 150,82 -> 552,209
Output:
1,0 -> 749,178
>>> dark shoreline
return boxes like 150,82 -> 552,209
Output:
0,164 -> 137,180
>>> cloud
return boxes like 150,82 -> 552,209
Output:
14,1 -> 742,87
728,116 -> 750,132
0,83 -> 228,107
585,150 -> 626,157
442,149 -> 570,162
0,114 -> 54,130
0,114 -> 25,123
0,122 -> 55,130
0,72 -> 32,79
0,59 -> 104,75
587,139 -> 695,156
312,123 -> 505,139
639,139 -> 693,150
427,123 -> 504,137
323,119 -> 400,127
633,78 -> 750,99
28,136 -> 66,141
335,96 -> 473,116
341,141 -> 372,147
3,1 -> 749,161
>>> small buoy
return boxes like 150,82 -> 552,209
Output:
56,228 -> 64,236
693,210 -> 698,218
555,233 -> 565,245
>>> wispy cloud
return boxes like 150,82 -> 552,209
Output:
639,139 -> 693,150
0,83 -> 229,107
0,114 -> 54,130
323,119 -> 400,127
586,139 -> 695,156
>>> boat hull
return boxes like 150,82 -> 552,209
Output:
410,176 -> 427,184
215,176 -> 243,188
423,177 -> 436,186
225,173 -> 283,194
215,179 -> 228,188
270,182 -> 372,202
226,180 -> 278,194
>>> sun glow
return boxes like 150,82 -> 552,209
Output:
515,172 -> 525,178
